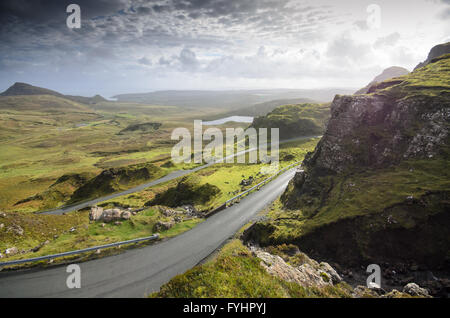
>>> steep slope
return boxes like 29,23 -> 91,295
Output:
252,103 -> 330,140
69,162 -> 165,204
354,66 -> 410,95
246,46 -> 450,271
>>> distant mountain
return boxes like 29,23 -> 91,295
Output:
64,94 -> 107,105
0,82 -> 107,105
113,88 -> 355,109
1,82 -> 64,97
0,95 -> 90,112
209,98 -> 317,119
414,42 -> 450,70
354,66 -> 410,95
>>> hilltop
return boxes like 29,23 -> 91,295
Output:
414,41 -> 450,70
354,66 -> 410,95
252,103 -> 330,139
0,82 -> 107,105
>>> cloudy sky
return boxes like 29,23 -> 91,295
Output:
0,0 -> 449,97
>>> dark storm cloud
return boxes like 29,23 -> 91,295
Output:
0,0 -> 129,24
0,0 -> 446,96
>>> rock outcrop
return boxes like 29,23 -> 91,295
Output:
254,249 -> 335,288
245,43 -> 450,274
89,206 -> 134,223
354,66 -> 410,95
414,42 -> 450,70
402,283 -> 431,297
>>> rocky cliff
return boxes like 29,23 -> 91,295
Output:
245,44 -> 450,276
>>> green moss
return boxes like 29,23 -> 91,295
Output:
320,272 -> 330,282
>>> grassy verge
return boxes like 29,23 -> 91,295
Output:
151,239 -> 353,298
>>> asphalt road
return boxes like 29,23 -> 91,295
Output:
38,135 -> 318,215
0,167 -> 296,298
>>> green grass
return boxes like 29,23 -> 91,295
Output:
252,103 -> 330,139
151,239 -> 353,298
0,207 -> 204,266
266,156 -> 450,242
104,137 -> 320,211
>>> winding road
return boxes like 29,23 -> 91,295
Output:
38,135 -> 318,215
0,167 -> 297,297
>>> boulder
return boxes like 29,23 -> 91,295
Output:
240,176 -> 254,186
403,283 -> 430,297
6,224 -> 23,236
120,211 -> 131,220
367,282 -> 386,295
0,212 -> 6,218
101,209 -> 122,223
89,206 -> 104,221
181,205 -> 197,216
5,247 -> 18,256
319,262 -> 342,284
157,206 -> 176,217
154,220 -> 174,232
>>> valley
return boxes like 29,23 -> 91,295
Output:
0,41 -> 449,299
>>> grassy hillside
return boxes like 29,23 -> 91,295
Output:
246,51 -> 450,271
252,103 -> 330,139
0,95 -> 91,112
0,82 -> 107,105
152,239 -> 354,298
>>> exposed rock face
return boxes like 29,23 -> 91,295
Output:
154,220 -> 174,232
5,247 -> 18,256
89,206 -> 104,221
89,206 -> 133,223
414,42 -> 450,70
402,283 -> 430,297
297,93 -> 449,175
263,45 -> 450,272
355,66 -> 410,95
319,262 -> 342,284
255,250 -> 333,288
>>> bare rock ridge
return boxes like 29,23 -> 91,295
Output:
354,66 -> 410,95
414,41 -> 450,70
